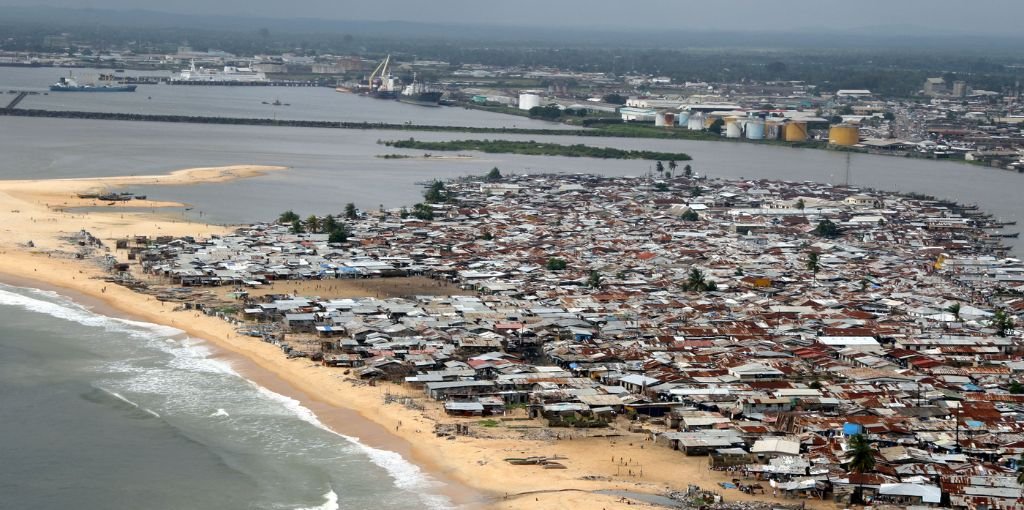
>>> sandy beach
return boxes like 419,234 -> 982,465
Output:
0,165 -> 840,510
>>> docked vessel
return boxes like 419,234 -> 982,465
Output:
50,74 -> 137,92
173,60 -> 267,83
399,74 -> 443,107
364,55 -> 400,99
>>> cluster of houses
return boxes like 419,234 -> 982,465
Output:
123,173 -> 1024,508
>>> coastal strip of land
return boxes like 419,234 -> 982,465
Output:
379,138 -> 693,161
0,167 -> 823,510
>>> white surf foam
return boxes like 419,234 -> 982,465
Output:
1,284 -> 452,508
296,489 -> 339,510
0,285 -> 184,339
104,388 -> 141,408
210,409 -> 230,418
250,383 -> 452,509
99,387 -> 160,418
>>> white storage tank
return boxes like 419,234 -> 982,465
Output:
655,111 -> 669,127
686,112 -> 705,131
745,119 -> 766,140
518,93 -> 542,111
725,116 -> 743,138
676,111 -> 690,126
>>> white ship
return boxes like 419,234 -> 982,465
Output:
173,60 -> 267,83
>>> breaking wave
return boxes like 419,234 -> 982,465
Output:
252,384 -> 452,509
297,489 -> 339,510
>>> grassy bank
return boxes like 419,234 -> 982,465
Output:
379,138 -> 692,161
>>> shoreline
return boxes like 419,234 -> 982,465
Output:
0,165 -> 841,510
0,254 -> 488,509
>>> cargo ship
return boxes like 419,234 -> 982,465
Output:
365,55 -> 400,99
398,74 -> 443,107
50,74 -> 137,92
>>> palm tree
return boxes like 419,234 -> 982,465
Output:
668,160 -> 678,173
805,251 -> 821,285
684,268 -> 716,292
945,302 -> 962,322
992,309 -> 1016,337
304,214 -> 321,234
846,434 -> 875,504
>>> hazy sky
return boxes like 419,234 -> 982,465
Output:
8,0 -> 1020,34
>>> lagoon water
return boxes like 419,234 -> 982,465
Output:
1,66 -> 1022,509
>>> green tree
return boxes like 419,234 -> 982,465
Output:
668,160 -> 678,173
991,309 -> 1015,337
814,219 -> 841,238
528,105 -> 562,120
883,112 -> 896,121
322,214 -> 338,234
806,251 -> 821,284
946,302 -> 962,322
690,186 -> 703,197
278,210 -> 300,224
412,203 -> 434,221
707,118 -> 724,135
654,182 -> 669,192
602,93 -> 627,105
846,434 -> 875,504
328,223 -> 349,243
424,181 -> 446,203
546,258 -> 567,271
1017,454 -> 1024,487
684,268 -> 715,292
290,219 -> 304,234
1009,381 -> 1024,394
399,206 -> 410,219
304,215 -> 321,233
795,198 -> 805,211
344,203 -> 358,220
680,209 -> 699,221
486,167 -> 502,182
655,161 -> 665,173
839,105 -> 855,115
587,270 -> 602,289
684,164 -> 692,178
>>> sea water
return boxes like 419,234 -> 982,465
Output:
0,283 -> 452,509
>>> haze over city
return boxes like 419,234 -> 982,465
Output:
3,0 -> 1022,34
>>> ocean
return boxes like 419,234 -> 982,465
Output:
0,283 -> 452,509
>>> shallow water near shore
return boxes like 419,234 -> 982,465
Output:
0,283 -> 454,510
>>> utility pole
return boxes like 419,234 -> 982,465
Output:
844,152 -> 851,187
954,403 -> 961,452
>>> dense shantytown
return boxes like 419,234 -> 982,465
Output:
93,171 -> 1024,508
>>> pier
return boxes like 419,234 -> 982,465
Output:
5,91 -> 30,110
